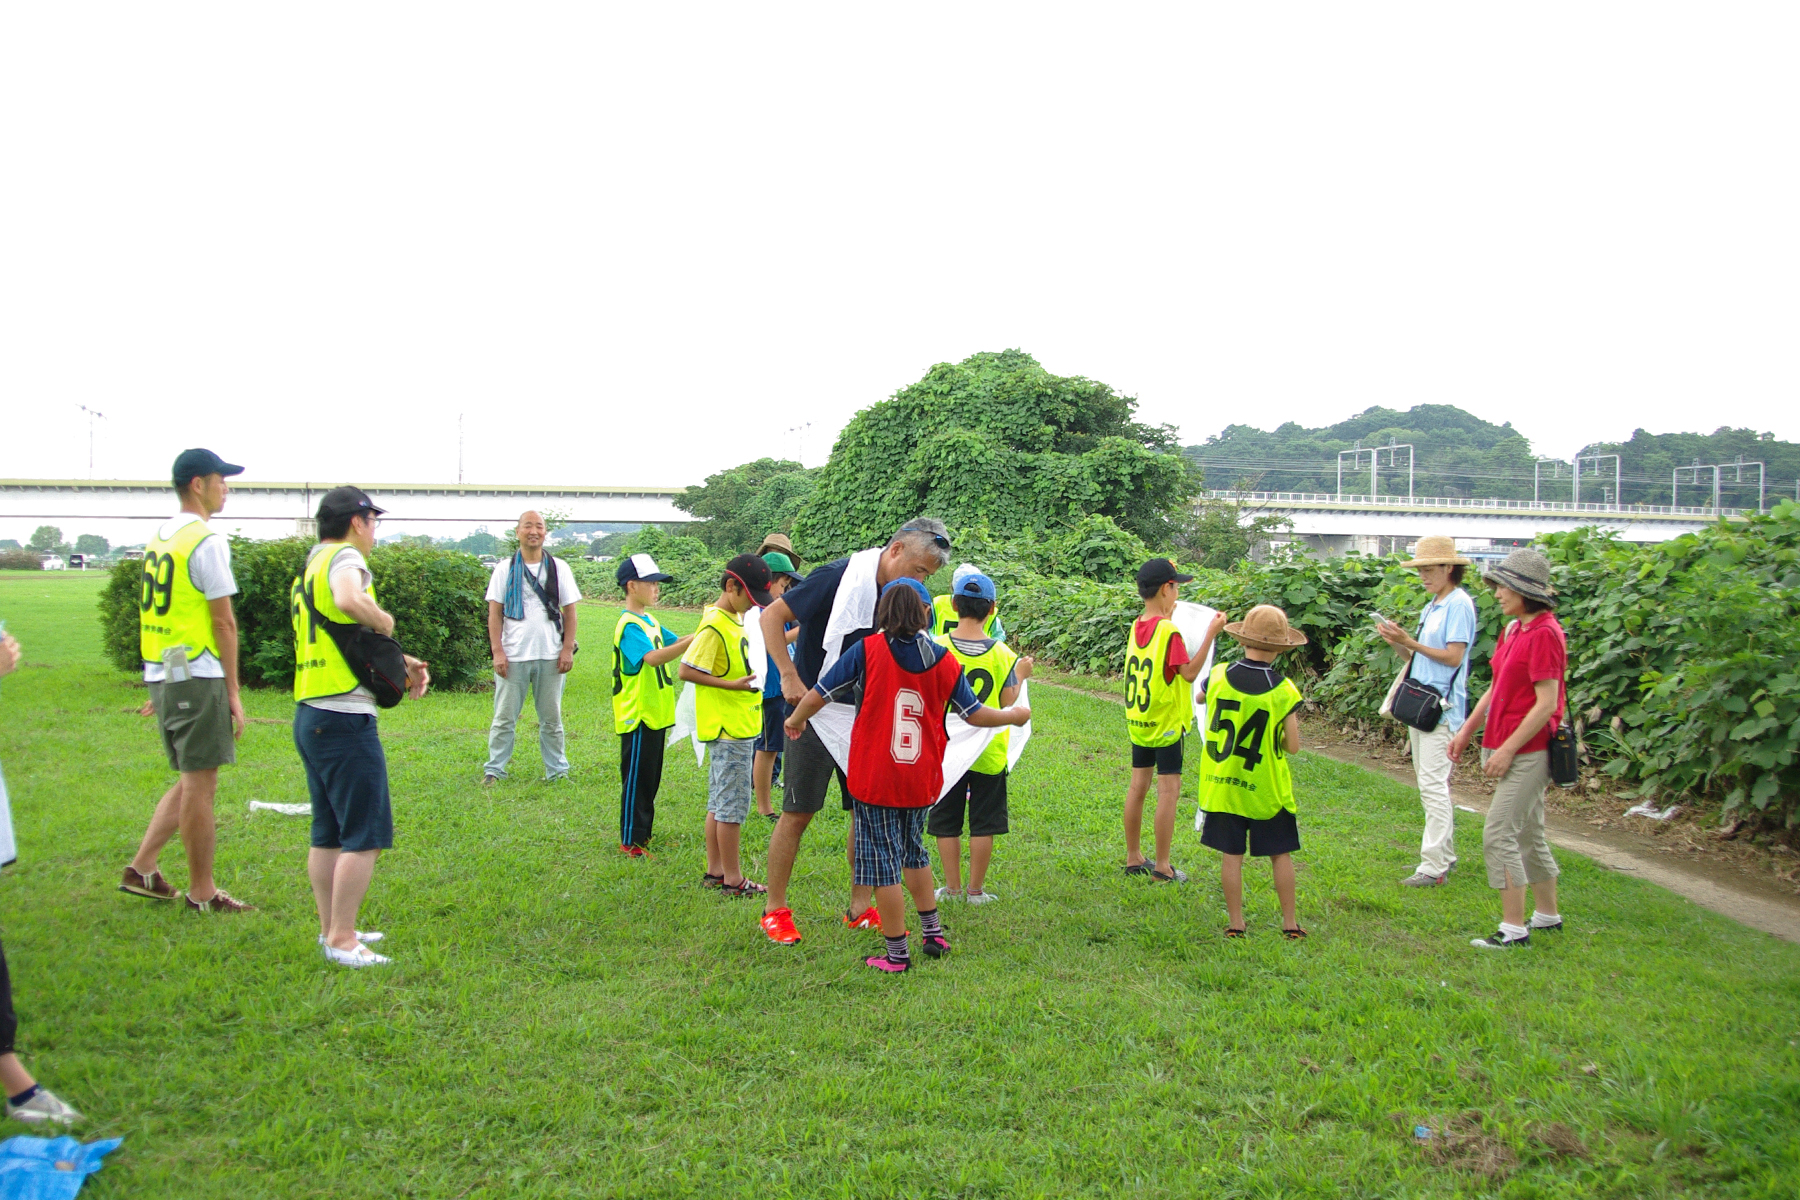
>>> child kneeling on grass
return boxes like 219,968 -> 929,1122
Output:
931,571 -> 1032,904
786,578 -> 1030,973
1198,605 -> 1309,939
679,554 -> 777,897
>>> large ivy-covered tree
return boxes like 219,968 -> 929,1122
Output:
674,457 -> 816,554
792,350 -> 1196,556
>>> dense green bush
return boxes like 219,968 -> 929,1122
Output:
101,537 -> 492,690
0,550 -> 44,571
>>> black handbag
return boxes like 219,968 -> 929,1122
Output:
1389,614 -> 1466,733
296,574 -> 410,708
1547,686 -> 1579,788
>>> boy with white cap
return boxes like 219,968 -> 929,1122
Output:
932,563 -> 1005,639
613,554 -> 694,854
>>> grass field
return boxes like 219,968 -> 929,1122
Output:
1,571 -> 1798,1198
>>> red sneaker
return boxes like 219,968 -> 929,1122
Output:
619,844 -> 646,857
760,907 -> 802,944
843,905 -> 881,930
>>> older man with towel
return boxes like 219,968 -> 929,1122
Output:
483,511 -> 581,784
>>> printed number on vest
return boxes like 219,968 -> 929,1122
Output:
139,552 -> 175,616
966,667 -> 995,704
1123,652 -> 1154,713
1205,698 -> 1271,770
891,687 -> 925,764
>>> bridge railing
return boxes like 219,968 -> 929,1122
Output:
1204,491 -> 1722,518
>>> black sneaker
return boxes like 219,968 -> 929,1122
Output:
1529,918 -> 1564,932
1470,930 -> 1530,949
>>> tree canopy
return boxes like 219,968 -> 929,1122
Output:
673,458 -> 815,555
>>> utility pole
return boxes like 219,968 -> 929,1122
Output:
77,405 -> 107,478
785,421 -> 812,466
458,413 -> 464,484
1717,457 -> 1766,513
1673,461 -> 1721,510
1573,454 -> 1621,507
1533,459 -> 1567,504
1337,444 -> 1376,500
1374,442 -> 1414,501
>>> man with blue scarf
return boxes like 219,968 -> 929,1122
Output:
483,511 -> 582,783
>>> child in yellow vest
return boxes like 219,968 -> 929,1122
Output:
930,572 -> 1032,903
1123,558 -> 1225,883
679,555 -> 776,897
1198,605 -> 1310,938
612,553 -> 694,855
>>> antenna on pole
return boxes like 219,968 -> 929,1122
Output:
785,422 -> 812,466
76,405 -> 107,479
458,413 -> 464,484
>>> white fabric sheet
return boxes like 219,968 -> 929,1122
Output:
810,547 -> 883,773
1172,601 -> 1220,832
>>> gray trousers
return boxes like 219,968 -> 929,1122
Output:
1480,749 -> 1559,889
485,659 -> 568,779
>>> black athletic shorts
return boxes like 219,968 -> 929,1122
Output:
782,719 -> 855,814
1199,808 -> 1300,858
927,769 -> 1008,838
1130,740 -> 1184,775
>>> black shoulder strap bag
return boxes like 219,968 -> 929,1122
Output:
297,555 -> 409,708
1390,611 -> 1467,734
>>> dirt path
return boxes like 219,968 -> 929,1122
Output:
1034,677 -> 1800,943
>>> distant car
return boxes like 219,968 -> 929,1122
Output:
39,555 -> 66,570
478,555 -> 500,565
68,553 -> 89,569
122,549 -> 145,561
584,555 -> 615,563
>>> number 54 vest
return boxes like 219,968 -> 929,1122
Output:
1196,663 -> 1304,820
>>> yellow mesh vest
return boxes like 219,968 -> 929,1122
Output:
1196,663 -> 1303,819
139,519 -> 222,665
292,545 -> 376,702
612,610 -> 678,733
688,606 -> 760,741
935,633 -> 1017,774
1123,616 -> 1192,747
932,595 -> 1001,640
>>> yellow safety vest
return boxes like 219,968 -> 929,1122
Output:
291,544 -> 376,702
935,634 -> 1018,774
687,606 -> 759,741
139,518 -> 221,665
612,610 -> 678,733
1196,663 -> 1303,820
1123,616 -> 1191,748
931,594 -> 1001,640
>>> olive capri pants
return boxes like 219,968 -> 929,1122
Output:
1480,748 -> 1560,889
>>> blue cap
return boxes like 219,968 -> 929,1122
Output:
955,571 -> 996,603
881,578 -> 932,608
171,448 -> 244,489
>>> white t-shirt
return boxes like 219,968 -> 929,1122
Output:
485,555 -> 582,661
142,513 -> 238,682
302,544 -> 380,715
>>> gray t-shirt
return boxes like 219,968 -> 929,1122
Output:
301,543 -> 379,716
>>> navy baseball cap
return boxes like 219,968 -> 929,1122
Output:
172,448 -> 244,489
616,553 -> 673,585
955,571 -> 997,603
316,486 -> 386,521
1136,558 -> 1194,589
723,553 -> 775,607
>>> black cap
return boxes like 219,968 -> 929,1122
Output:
316,486 -> 386,521
723,553 -> 775,607
172,448 -> 244,489
1136,557 -> 1194,589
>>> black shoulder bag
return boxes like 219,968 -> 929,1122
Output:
296,564 -> 410,709
518,557 -> 578,657
1390,612 -> 1466,734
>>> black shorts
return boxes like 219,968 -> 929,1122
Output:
755,695 -> 789,753
781,719 -> 855,814
1199,808 -> 1300,858
927,769 -> 1009,838
1130,740 -> 1184,775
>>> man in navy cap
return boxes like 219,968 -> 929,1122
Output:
121,449 -> 254,914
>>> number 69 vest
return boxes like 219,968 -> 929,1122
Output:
139,519 -> 221,666
848,634 -> 963,809
1196,663 -> 1304,820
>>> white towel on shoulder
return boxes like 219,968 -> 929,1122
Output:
810,547 -> 883,772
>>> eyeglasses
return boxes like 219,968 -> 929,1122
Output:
899,526 -> 950,551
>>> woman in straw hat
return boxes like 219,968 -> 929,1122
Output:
1448,549 -> 1566,949
1376,536 -> 1478,888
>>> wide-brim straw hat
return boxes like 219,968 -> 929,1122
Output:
1482,548 -> 1557,606
1224,604 -> 1310,651
755,532 -> 800,564
1400,535 -> 1472,568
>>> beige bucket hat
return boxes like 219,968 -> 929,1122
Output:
1224,605 -> 1310,651
755,532 -> 801,565
1400,535 -> 1472,568
1482,548 -> 1557,606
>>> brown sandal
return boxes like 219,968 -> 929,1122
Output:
1282,926 -> 1308,940
1224,926 -> 1247,939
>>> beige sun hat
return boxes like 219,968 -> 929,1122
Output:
1399,535 -> 1472,568
1224,605 -> 1310,652
755,532 -> 801,565
1482,548 -> 1557,606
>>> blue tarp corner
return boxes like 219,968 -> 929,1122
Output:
0,1136 -> 124,1200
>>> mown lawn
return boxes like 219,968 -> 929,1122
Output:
1,571 -> 1797,1198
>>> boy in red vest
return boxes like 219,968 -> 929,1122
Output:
786,579 -> 1030,972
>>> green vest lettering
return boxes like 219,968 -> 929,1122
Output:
139,519 -> 221,665
1196,664 -> 1303,820
1123,617 -> 1191,748
612,611 -> 678,733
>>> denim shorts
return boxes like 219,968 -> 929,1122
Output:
706,737 -> 755,824
295,704 -> 393,852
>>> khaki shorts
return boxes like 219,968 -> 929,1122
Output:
149,676 -> 236,772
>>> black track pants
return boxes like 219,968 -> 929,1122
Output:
618,724 -> 666,848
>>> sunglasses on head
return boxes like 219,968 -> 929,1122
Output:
899,526 -> 950,551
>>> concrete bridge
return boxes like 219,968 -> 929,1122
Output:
1213,491 -> 1725,556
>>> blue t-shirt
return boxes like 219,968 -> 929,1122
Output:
1409,588 -> 1477,731
814,633 -> 982,717
617,619 -> 670,675
763,622 -> 797,699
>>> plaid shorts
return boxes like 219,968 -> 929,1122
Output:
851,801 -> 931,888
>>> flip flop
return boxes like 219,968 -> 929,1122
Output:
1224,926 -> 1248,939
1282,927 -> 1308,940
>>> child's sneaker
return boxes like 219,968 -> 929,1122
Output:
1470,929 -> 1531,949
760,907 -> 802,944
843,905 -> 881,930
5,1088 -> 82,1125
922,933 -> 951,958
934,886 -> 964,902
864,953 -> 910,973
965,890 -> 998,905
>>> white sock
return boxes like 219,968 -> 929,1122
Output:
1529,911 -> 1561,928
1499,921 -> 1529,940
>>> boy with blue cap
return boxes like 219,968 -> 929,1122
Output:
930,571 -> 1032,903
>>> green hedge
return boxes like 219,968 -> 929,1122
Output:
101,538 -> 492,690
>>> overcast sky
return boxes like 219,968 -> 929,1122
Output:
3,4 -> 1795,493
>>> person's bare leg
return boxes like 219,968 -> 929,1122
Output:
1270,853 -> 1298,928
705,814 -> 722,877
936,837 -> 963,893
967,836 -> 995,894
763,811 -> 812,913
1221,854 -> 1246,930
719,821 -> 748,887
753,751 -> 777,818
176,768 -> 220,899
308,847 -> 341,937
903,865 -> 937,915
1123,766 -> 1153,865
1530,878 -> 1559,919
873,882 -> 907,936
1501,884 -> 1527,928
325,850 -> 380,952
0,1055 -> 35,1097
130,780 -> 186,875
1152,773 -> 1181,874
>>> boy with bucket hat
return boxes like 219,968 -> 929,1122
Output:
1197,605 -> 1309,938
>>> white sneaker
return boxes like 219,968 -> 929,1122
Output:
323,942 -> 392,968
934,886 -> 964,902
965,890 -> 998,905
7,1088 -> 82,1125
318,930 -> 384,946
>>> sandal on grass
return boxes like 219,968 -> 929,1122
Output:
1224,926 -> 1247,939
1282,927 -> 1308,940
701,873 -> 724,888
722,878 -> 768,897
